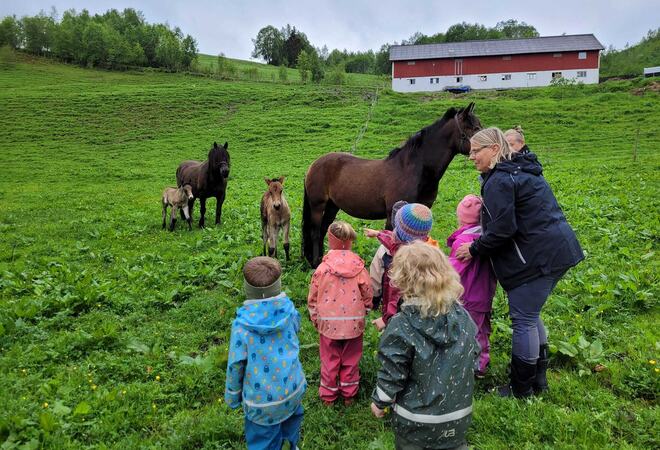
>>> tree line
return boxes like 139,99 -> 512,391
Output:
251,20 -> 540,82
0,8 -> 198,70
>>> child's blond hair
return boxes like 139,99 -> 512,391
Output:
328,221 -> 357,241
389,241 -> 464,317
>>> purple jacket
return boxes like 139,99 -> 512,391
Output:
447,225 -> 497,313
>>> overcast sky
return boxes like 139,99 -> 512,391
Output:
2,1 -> 658,59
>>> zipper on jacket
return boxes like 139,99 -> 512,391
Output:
513,240 -> 527,264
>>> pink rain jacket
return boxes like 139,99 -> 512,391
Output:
308,250 -> 373,340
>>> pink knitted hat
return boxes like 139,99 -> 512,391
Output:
457,194 -> 482,226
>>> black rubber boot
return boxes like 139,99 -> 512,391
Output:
533,344 -> 550,394
497,356 -> 536,398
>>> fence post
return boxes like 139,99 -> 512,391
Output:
633,128 -> 640,161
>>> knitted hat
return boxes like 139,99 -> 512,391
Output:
457,194 -> 482,226
394,203 -> 433,243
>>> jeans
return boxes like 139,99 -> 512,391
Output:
507,273 -> 564,364
244,405 -> 303,450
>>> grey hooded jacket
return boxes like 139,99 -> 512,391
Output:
372,301 -> 479,449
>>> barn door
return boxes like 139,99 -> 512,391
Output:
454,59 -> 463,76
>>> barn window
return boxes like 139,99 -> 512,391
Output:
528,73 -> 537,80
479,75 -> 487,82
407,61 -> 416,65
502,55 -> 512,60
409,79 -> 416,85
553,53 -> 562,57
456,76 -> 463,83
578,51 -> 587,59
502,74 -> 512,80
430,78 -> 434,84
577,71 -> 587,77
435,77 -> 439,83
552,71 -> 563,79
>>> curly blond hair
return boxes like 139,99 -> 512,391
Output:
389,241 -> 463,317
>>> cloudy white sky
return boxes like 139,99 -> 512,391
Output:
2,1 -> 658,59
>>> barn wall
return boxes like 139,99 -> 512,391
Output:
392,68 -> 599,92
393,51 -> 600,78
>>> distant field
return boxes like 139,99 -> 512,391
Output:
195,53 -> 389,87
0,55 -> 658,449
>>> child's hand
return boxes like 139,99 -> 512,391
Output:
372,317 -> 386,331
363,228 -> 379,238
370,402 -> 386,418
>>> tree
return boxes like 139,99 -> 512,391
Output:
0,15 -> 21,49
297,49 -> 311,82
495,19 -> 539,39
181,34 -> 198,69
21,12 -> 56,54
282,25 -> 311,68
155,29 -> 182,70
374,43 -> 391,75
81,21 -> 107,66
252,25 -> 284,65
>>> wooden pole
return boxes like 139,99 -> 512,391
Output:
633,128 -> 640,162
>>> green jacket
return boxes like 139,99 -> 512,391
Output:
372,301 -> 479,449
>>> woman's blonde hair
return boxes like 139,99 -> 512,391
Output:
470,127 -> 513,169
504,125 -> 525,145
328,221 -> 357,241
389,241 -> 464,317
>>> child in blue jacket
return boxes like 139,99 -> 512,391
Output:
225,256 -> 307,450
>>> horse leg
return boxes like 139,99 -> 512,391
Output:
268,222 -> 278,258
183,205 -> 192,231
309,207 -> 325,267
261,218 -> 268,256
199,198 -> 206,228
215,190 -> 225,226
283,221 -> 290,261
162,204 -> 167,229
170,206 -> 177,231
319,200 -> 340,261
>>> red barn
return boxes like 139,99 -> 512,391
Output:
389,34 -> 604,92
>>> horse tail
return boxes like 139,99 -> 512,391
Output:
301,179 -> 313,264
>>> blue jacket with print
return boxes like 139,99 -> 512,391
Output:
224,292 -> 307,426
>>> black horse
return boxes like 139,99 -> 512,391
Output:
176,142 -> 230,228
301,103 -> 481,267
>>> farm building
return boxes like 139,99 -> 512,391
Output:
644,66 -> 660,77
389,34 -> 605,92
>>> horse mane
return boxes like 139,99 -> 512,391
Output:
385,107 -> 459,160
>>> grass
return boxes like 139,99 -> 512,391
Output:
0,54 -> 658,449
195,53 -> 389,87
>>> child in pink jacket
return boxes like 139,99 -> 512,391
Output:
447,194 -> 497,377
308,221 -> 373,405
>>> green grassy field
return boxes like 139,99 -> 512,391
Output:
195,53 -> 388,87
0,54 -> 658,449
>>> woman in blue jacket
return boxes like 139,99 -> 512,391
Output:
455,127 -> 583,398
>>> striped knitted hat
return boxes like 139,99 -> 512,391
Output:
394,203 -> 433,243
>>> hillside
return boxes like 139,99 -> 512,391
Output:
0,55 -> 658,449
601,29 -> 660,78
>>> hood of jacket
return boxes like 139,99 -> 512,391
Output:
234,293 -> 297,336
321,250 -> 366,278
493,151 -> 543,176
447,224 -> 482,249
399,301 -> 466,347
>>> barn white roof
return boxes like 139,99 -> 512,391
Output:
390,34 -> 604,61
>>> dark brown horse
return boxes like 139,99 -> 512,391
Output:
301,103 -> 481,267
176,141 -> 230,228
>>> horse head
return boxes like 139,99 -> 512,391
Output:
452,102 -> 482,155
264,177 -> 285,211
182,184 -> 194,200
208,141 -> 230,178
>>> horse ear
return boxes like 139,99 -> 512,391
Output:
264,177 -> 271,185
466,102 -> 475,114
213,142 -> 219,149
223,141 -> 228,149
278,176 -> 285,185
